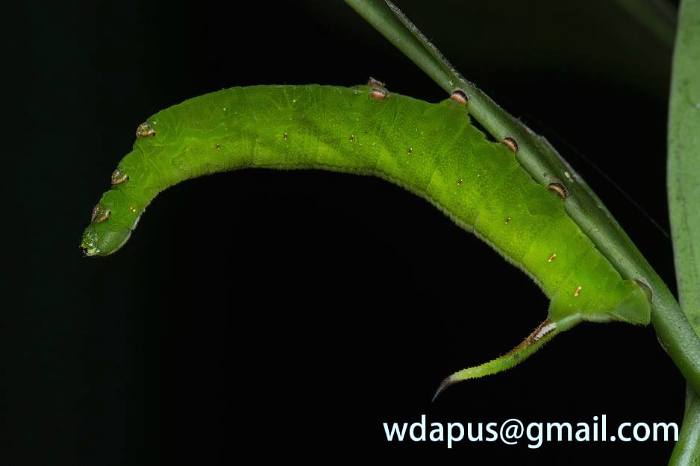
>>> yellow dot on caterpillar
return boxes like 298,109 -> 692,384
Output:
283,132 -> 288,140
110,168 -> 128,186
129,206 -> 138,214
547,253 -> 557,262
547,182 -> 568,199
91,204 -> 111,223
135,122 -> 156,138
407,147 -> 413,155
457,178 -> 464,186
450,89 -> 468,105
505,217 -> 512,224
502,137 -> 518,153
214,143 -> 221,150
574,286 -> 582,297
349,134 -> 356,142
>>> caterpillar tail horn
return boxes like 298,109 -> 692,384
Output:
432,317 -> 575,402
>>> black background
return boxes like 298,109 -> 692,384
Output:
9,0 -> 683,464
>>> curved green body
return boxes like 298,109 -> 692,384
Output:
81,84 -> 650,386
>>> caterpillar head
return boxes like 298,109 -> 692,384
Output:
80,184 -> 140,257
80,225 -> 132,257
81,155 -> 147,256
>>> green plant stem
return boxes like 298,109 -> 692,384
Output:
671,386 -> 700,465
345,0 -> 700,394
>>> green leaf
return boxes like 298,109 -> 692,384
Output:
668,1 -> 700,464
669,0 -> 700,333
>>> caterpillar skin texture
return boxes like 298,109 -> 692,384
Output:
81,84 -> 649,335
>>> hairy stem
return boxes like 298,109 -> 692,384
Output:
345,0 -> 700,393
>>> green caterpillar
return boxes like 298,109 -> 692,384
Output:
80,83 -> 651,394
